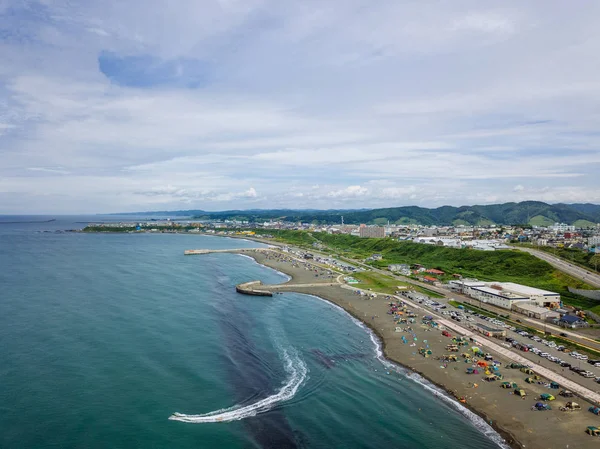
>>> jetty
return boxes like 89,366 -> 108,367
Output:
184,249 -> 241,255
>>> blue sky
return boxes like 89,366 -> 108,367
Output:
1,0 -> 600,213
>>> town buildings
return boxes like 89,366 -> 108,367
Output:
359,224 -> 385,238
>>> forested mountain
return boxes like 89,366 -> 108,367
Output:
118,201 -> 600,226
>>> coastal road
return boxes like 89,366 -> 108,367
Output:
511,246 -> 600,288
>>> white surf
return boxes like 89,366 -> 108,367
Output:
169,347 -> 307,423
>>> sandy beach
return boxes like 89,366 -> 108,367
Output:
237,247 -> 600,449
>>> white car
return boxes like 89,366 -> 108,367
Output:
540,352 -> 550,357
580,355 -> 589,361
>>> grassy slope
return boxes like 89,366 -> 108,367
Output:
529,215 -> 554,227
260,230 -> 600,313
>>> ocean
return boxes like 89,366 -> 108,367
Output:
0,216 -> 505,448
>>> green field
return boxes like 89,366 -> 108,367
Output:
351,271 -> 405,294
350,270 -> 444,298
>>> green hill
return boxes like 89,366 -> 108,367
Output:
119,201 -> 600,226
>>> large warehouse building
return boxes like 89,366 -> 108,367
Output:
449,280 -> 561,310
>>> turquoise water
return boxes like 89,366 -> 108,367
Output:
0,218 -> 505,448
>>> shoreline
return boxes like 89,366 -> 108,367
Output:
301,292 -> 515,449
237,248 -> 599,449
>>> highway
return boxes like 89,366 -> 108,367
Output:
512,246 -> 600,288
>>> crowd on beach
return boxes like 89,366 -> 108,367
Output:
382,297 -> 593,417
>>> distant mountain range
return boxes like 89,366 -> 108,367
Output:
116,202 -> 600,226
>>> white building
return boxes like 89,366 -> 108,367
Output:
496,282 -> 560,307
450,280 -> 560,309
589,236 -> 600,247
550,223 -> 575,233
467,285 -> 529,309
412,237 -> 462,248
462,240 -> 511,251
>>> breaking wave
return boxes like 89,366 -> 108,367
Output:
169,347 -> 307,423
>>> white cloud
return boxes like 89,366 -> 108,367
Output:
0,1 -> 599,213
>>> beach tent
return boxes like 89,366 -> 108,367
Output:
500,382 -> 512,389
520,368 -> 535,375
560,402 -> 581,411
535,402 -> 551,411
540,393 -> 555,401
484,375 -> 497,382
514,388 -> 526,397
559,390 -> 574,398
586,426 -> 600,436
589,406 -> 600,415
525,377 -> 535,384
550,382 -> 560,389
477,361 -> 488,368
508,363 -> 525,369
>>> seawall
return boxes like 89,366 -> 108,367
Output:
235,280 -> 273,297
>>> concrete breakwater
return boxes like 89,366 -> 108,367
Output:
184,249 -> 239,255
235,281 -> 274,297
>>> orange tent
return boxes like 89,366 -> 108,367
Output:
477,361 -> 488,368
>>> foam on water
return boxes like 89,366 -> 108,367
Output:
169,347 -> 307,423
301,294 -> 510,449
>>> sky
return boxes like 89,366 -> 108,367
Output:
1,1 -> 600,214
